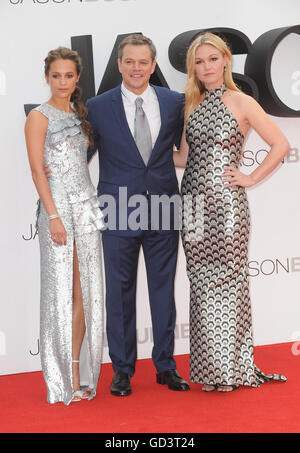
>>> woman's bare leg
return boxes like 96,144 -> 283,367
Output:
72,241 -> 86,397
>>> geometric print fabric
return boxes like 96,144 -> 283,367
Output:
181,84 -> 286,386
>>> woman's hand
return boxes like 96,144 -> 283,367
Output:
222,166 -> 255,188
173,129 -> 189,168
44,163 -> 51,179
50,218 -> 67,245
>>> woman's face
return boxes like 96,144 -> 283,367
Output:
194,43 -> 227,89
46,58 -> 80,100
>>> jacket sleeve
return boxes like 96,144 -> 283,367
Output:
173,93 -> 185,149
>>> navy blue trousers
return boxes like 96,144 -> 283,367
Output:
102,230 -> 179,376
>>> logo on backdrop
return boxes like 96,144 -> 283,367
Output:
29,339 -> 40,356
9,0 -> 135,4
240,148 -> 298,168
22,224 -> 38,240
23,25 -> 300,118
270,33 -> 300,112
248,256 -> 300,277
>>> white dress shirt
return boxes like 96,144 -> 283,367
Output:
121,82 -> 161,149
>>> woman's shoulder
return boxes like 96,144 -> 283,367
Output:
225,89 -> 259,112
27,103 -> 53,121
26,104 -> 49,126
226,89 -> 256,104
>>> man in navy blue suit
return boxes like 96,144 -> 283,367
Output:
87,34 -> 189,396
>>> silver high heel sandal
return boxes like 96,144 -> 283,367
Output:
71,359 -> 90,402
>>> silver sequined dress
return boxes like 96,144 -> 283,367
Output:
34,103 -> 105,405
181,85 -> 286,387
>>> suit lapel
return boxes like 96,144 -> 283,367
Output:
111,86 -> 146,166
147,85 -> 167,166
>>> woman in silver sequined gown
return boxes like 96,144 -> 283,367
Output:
25,48 -> 104,405
175,33 -> 289,392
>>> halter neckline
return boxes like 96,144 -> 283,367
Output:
205,83 -> 227,98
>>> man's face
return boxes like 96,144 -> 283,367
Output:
118,44 -> 156,95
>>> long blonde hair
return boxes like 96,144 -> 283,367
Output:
184,32 -> 240,122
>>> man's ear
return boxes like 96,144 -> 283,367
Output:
117,58 -> 122,74
151,59 -> 157,75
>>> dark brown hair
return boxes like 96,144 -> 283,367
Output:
44,47 -> 94,148
118,34 -> 156,61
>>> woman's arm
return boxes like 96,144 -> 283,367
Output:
173,128 -> 189,168
25,111 -> 67,245
223,95 -> 290,187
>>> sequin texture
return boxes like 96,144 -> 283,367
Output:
34,103 -> 105,405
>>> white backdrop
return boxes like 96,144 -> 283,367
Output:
0,0 -> 300,376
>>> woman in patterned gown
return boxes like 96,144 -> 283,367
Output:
174,33 -> 289,392
25,48 -> 104,404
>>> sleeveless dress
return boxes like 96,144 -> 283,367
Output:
34,103 -> 105,405
181,85 -> 286,387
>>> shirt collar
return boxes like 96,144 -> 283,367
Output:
121,82 -> 153,104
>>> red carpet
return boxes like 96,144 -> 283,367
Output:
0,342 -> 299,433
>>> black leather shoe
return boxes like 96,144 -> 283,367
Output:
156,369 -> 190,391
110,370 -> 132,396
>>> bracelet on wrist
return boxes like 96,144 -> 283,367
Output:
49,214 -> 60,220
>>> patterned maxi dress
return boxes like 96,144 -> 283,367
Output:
181,84 -> 286,387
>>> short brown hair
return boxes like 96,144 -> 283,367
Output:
118,34 -> 156,61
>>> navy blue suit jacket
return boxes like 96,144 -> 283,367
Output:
86,84 -> 184,235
